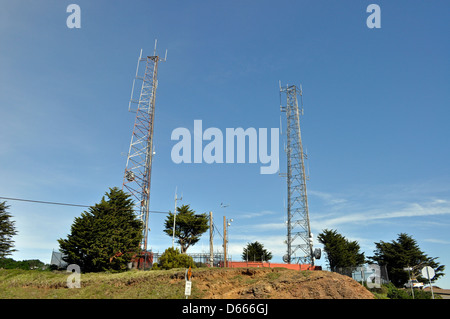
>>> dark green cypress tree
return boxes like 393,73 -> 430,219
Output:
58,187 -> 143,272
242,241 -> 273,262
163,204 -> 209,253
317,229 -> 365,269
0,201 -> 18,258
368,233 -> 445,287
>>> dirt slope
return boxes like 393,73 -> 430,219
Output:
173,267 -> 375,299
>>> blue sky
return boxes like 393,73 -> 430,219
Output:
1,1 -> 449,287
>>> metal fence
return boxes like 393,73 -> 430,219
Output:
329,264 -> 390,286
152,252 -> 228,268
50,250 -> 229,270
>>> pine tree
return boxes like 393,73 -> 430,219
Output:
242,241 -> 272,262
317,229 -> 365,269
58,187 -> 143,272
0,201 -> 18,258
368,233 -> 445,287
163,204 -> 209,253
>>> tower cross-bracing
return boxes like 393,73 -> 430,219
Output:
123,45 -> 166,252
280,84 -> 316,265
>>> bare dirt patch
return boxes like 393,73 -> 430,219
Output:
0,267 -> 375,299
179,267 -> 375,299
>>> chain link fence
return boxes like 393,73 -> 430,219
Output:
152,252 -> 227,268
328,264 -> 390,286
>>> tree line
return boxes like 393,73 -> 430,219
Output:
0,188 -> 446,288
317,229 -> 445,286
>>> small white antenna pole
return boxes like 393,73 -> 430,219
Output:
172,186 -> 179,248
300,83 -> 304,115
128,49 -> 143,112
280,115 -> 283,135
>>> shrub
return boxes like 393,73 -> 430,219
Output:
158,247 -> 195,270
151,263 -> 160,270
383,282 -> 441,299
386,283 -> 412,299
412,288 -> 441,299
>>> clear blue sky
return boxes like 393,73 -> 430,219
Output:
1,1 -> 449,287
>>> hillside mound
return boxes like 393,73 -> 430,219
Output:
0,267 -> 375,299
174,267 -> 375,299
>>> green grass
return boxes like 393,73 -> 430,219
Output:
5,268 -> 420,299
265,271 -> 281,281
0,268 -> 193,299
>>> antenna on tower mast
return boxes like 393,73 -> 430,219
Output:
279,83 -> 320,265
123,41 -> 166,259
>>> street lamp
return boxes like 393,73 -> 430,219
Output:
221,203 -> 229,267
403,266 -> 415,299
226,217 -> 233,266
172,187 -> 182,248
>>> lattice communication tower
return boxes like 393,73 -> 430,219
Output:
280,84 -> 320,265
123,42 -> 166,252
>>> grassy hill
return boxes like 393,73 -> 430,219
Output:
0,267 -> 376,299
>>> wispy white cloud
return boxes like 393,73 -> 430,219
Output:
233,222 -> 285,232
308,184 -> 450,229
423,238 -> 450,245
232,209 -> 278,219
226,235 -> 287,260
313,199 -> 450,229
308,190 -> 348,206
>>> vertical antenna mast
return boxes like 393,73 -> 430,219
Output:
280,84 -> 315,265
123,41 -> 167,253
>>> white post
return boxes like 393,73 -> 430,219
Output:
172,187 -> 182,248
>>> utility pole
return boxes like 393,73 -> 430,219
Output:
172,187 -> 182,248
220,203 -> 229,268
223,215 -> 227,268
209,211 -> 214,267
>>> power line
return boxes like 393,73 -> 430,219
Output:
0,196 -> 89,208
0,196 -> 169,214
212,222 -> 223,239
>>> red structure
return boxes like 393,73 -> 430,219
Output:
131,251 -> 153,269
110,251 -> 153,270
222,261 -> 321,271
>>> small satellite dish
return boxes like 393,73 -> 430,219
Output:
282,254 -> 290,263
125,171 -> 135,182
314,248 -> 321,260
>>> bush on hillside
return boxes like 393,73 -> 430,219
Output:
157,247 -> 195,270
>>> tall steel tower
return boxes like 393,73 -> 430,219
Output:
280,84 -> 318,265
123,42 -> 166,252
